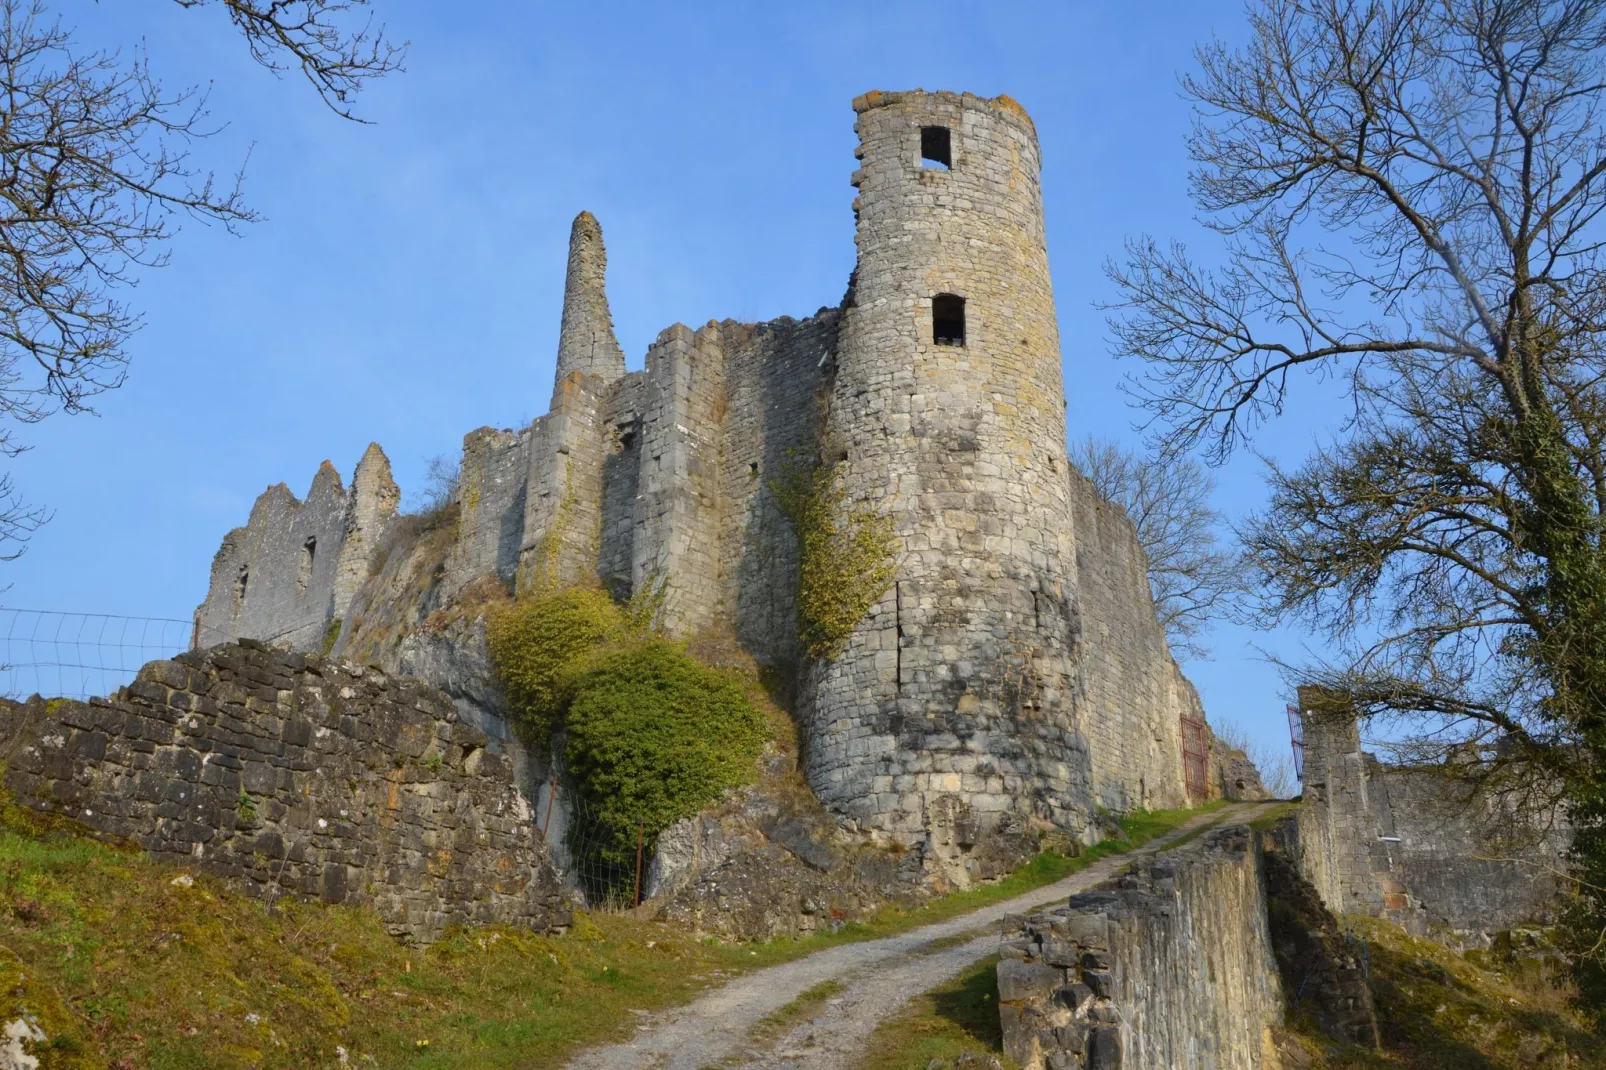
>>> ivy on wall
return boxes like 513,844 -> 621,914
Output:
771,456 -> 898,660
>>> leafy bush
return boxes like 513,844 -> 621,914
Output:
563,640 -> 768,864
486,587 -> 627,743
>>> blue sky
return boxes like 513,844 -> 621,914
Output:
8,1 -> 1349,773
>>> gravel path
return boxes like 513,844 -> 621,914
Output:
566,801 -> 1271,1070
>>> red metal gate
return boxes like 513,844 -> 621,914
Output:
1181,713 -> 1209,800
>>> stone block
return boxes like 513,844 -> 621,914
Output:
1087,1024 -> 1121,1069
997,958 -> 1062,1003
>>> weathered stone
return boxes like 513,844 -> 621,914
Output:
186,90 -> 1252,889
0,643 -> 569,945
998,826 -> 1283,1070
997,959 -> 1064,1003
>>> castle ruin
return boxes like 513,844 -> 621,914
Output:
194,91 -> 1221,871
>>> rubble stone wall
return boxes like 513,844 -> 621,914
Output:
0,640 -> 569,944
999,824 -> 1283,1070
1296,689 -> 1566,944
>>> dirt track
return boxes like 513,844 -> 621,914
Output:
566,801 -> 1271,1069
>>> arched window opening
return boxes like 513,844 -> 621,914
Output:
933,294 -> 966,347
297,537 -> 316,596
920,125 -> 952,169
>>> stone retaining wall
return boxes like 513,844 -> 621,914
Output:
0,640 -> 570,944
998,825 -> 1283,1070
1295,687 -> 1567,945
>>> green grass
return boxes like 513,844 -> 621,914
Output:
1281,916 -> 1606,1068
748,978 -> 847,1048
856,955 -> 1017,1070
1247,800 -> 1299,832
0,794 -> 1224,1068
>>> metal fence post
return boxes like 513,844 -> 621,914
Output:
542,774 -> 558,839
634,821 -> 645,907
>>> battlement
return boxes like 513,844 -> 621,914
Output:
195,92 -> 1211,880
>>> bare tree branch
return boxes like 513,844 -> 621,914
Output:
1069,437 -> 1246,660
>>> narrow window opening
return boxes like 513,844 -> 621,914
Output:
748,461 -> 759,478
920,126 -> 951,169
297,537 -> 316,596
933,294 -> 966,347
234,567 -> 249,615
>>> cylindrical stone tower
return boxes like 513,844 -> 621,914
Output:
808,91 -> 1090,873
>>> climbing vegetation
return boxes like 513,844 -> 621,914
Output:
563,640 -> 768,864
487,582 -> 770,887
485,586 -> 628,745
771,456 -> 898,660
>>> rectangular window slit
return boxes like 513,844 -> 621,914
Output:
933,293 -> 966,346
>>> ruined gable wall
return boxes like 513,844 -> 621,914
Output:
1067,468 -> 1190,812
332,444 -> 400,620
195,464 -> 352,651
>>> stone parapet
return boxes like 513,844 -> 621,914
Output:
999,825 -> 1283,1070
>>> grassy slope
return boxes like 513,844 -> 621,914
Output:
858,863 -> 1606,1070
0,795 -> 1218,1069
1281,916 -> 1606,1069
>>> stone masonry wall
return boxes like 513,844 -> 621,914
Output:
194,91 -> 1212,881
1296,689 -> 1566,945
1068,468 -> 1191,813
197,445 -> 399,652
1260,818 -> 1380,1048
806,90 -> 1097,863
0,640 -> 570,944
998,825 -> 1283,1070
717,313 -> 838,662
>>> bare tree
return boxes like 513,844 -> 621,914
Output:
1069,437 -> 1243,660
0,0 -> 402,554
1103,0 -> 1606,1014
1211,715 -> 1297,798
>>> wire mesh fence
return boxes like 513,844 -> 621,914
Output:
0,608 -> 211,702
535,775 -> 659,910
2,607 -> 658,907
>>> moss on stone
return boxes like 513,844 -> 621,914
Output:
0,944 -> 98,1068
771,456 -> 898,660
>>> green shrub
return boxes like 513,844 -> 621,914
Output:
486,587 -> 628,743
563,641 -> 768,865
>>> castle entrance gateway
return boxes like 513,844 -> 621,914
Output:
1182,711 -> 1209,800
